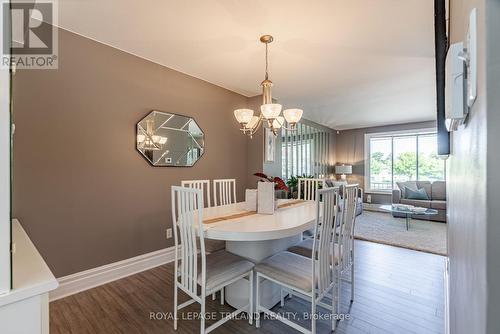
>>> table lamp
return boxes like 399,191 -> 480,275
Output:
335,164 -> 352,180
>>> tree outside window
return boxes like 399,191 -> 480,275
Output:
368,132 -> 445,191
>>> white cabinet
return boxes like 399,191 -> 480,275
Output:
0,220 -> 58,334
0,294 -> 49,334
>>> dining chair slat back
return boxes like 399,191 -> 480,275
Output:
171,186 -> 205,297
313,187 -> 340,295
334,184 -> 346,236
340,184 -> 358,269
181,180 -> 211,208
213,179 -> 237,206
337,184 -> 359,303
298,178 -> 325,201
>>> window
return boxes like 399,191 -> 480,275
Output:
365,130 -> 445,192
281,123 -> 331,180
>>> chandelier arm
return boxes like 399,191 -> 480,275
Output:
240,114 -> 265,137
250,116 -> 264,136
273,117 -> 298,132
279,125 -> 298,131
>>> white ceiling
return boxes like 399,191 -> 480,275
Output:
53,0 -> 436,130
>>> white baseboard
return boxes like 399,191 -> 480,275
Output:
50,246 -> 177,301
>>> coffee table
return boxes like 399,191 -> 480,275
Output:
380,205 -> 438,230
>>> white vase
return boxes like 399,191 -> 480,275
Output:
257,182 -> 275,215
245,189 -> 258,211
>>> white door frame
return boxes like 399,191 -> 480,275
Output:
0,4 -> 12,294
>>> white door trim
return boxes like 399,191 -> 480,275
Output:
0,7 -> 11,295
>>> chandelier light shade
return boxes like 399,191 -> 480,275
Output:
246,116 -> 260,129
233,35 -> 303,138
154,136 -> 168,145
283,108 -> 303,126
272,116 -> 285,129
261,103 -> 282,119
234,108 -> 254,125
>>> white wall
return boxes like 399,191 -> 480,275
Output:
0,8 -> 11,294
485,0 -> 500,331
448,1 -> 500,333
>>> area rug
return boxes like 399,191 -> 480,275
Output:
354,210 -> 447,256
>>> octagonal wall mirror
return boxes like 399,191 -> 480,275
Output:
136,110 -> 205,166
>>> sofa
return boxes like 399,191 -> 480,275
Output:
392,181 -> 446,222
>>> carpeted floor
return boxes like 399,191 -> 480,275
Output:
354,210 -> 447,256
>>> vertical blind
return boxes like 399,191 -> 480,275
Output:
281,123 -> 331,180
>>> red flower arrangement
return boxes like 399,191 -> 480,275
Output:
253,172 -> 290,192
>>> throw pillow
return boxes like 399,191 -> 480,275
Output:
405,187 -> 430,200
397,181 -> 418,198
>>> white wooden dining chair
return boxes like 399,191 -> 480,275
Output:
181,180 -> 212,208
297,178 -> 325,201
213,179 -> 237,206
288,184 -> 358,310
171,186 -> 254,334
337,184 -> 359,304
255,187 -> 340,334
181,180 -> 226,301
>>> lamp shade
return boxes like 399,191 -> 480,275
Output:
234,109 -> 254,124
260,103 -> 282,119
245,115 -> 260,129
272,116 -> 285,129
283,108 -> 303,123
335,164 -> 352,175
154,136 -> 168,145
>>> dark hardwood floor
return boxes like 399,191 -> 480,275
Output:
50,240 -> 445,334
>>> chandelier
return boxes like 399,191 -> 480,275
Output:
233,35 -> 303,138
137,119 -> 167,151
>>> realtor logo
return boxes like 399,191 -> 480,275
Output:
2,1 -> 58,69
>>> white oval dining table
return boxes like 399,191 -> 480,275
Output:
199,199 -> 317,311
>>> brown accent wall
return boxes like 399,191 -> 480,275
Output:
335,121 -> 436,204
12,28 -> 251,277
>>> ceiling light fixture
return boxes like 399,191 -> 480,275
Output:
234,35 -> 303,138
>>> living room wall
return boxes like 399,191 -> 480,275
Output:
335,120 -> 436,204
